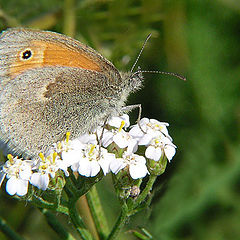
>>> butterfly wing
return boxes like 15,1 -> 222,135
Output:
0,28 -> 122,86
0,29 -> 123,158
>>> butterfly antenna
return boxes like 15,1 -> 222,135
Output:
130,33 -> 152,73
132,70 -> 186,81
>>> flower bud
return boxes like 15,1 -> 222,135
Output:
147,155 -> 167,176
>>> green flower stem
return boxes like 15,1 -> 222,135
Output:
75,175 -> 104,198
64,179 -> 93,240
78,196 -> 100,240
107,203 -> 129,240
108,175 -> 158,240
86,185 -> 110,240
0,216 -> 25,240
133,175 -> 157,208
32,195 -> 69,215
65,176 -> 78,198
41,208 -> 76,240
68,203 -> 93,240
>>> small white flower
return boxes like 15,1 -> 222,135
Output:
6,177 -> 29,196
60,139 -> 84,169
79,158 -> 100,177
113,129 -> 138,154
53,132 -> 97,167
30,152 -> 62,190
145,145 -> 162,161
110,157 -> 126,175
60,148 -> 82,170
52,133 -> 87,174
94,127 -> 114,148
129,118 -> 172,145
98,149 -> 116,175
108,114 -> 130,129
77,133 -> 98,145
30,173 -> 49,191
2,155 -> 32,196
76,144 -> 115,177
145,134 -> 176,162
104,115 -> 136,152
99,122 -> 138,153
110,153 -> 149,179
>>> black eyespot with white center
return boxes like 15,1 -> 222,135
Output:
20,49 -> 33,60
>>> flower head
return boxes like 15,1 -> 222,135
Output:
129,118 -> 172,145
1,114 -> 177,196
75,144 -> 115,177
103,115 -> 138,153
110,152 -> 149,179
30,152 -> 62,190
2,154 -> 32,196
145,133 -> 176,162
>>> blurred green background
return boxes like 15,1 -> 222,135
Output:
1,0 -> 240,239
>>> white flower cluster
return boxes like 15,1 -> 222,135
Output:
0,115 -> 176,196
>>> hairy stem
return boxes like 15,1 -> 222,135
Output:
86,185 -> 110,239
0,216 -> 25,240
41,208 -> 76,240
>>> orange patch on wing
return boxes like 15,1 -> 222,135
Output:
43,41 -> 101,71
10,40 -> 101,78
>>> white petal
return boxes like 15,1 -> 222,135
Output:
108,114 -> 130,128
6,177 -> 17,195
16,179 -> 28,196
139,118 -> 150,126
164,145 -> 176,161
30,173 -> 40,186
57,160 -> 68,172
145,146 -> 162,161
70,139 -> 85,149
133,155 -> 147,164
30,173 -> 49,190
61,149 -> 82,166
78,159 -> 92,177
138,134 -> 154,145
98,153 -> 115,175
121,114 -> 130,128
126,139 -> 138,154
162,136 -> 175,146
19,165 -> 32,180
78,134 -> 97,145
71,162 -> 79,172
129,163 -> 149,179
39,174 -> 50,190
129,125 -> 144,139
150,119 -> 169,127
110,158 -> 126,174
113,132 -> 128,148
89,161 -> 101,177
101,130 -> 114,147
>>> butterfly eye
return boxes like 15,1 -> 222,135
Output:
20,49 -> 33,60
